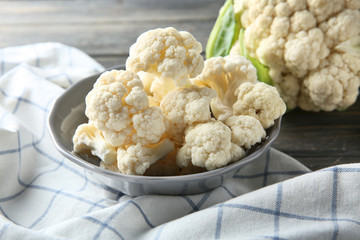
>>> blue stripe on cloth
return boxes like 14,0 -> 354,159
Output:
0,222 -> 10,238
29,189 -> 62,229
274,183 -> 283,239
68,46 -> 73,69
76,169 -> 89,192
0,78 -> 120,196
0,87 -> 49,113
322,167 -> 360,173
215,203 -> 224,239
0,132 -> 107,217
64,72 -> 73,85
116,191 -> 125,201
92,201 -> 132,240
31,142 -> 119,194
183,191 -> 213,214
0,148 -> 19,155
196,191 -> 212,210
219,185 -> 236,198
0,205 -> 16,224
233,170 -> 310,179
153,223 -> 166,240
331,167 -> 339,240
46,72 -> 73,85
23,64 -> 74,86
262,235 -> 288,240
86,199 -> 108,214
178,182 -> 188,195
0,157 -> 65,202
263,149 -> 271,187
34,44 -> 40,68
130,200 -> 155,228
0,49 -> 4,76
221,203 -> 360,225
65,47 -> 74,84
83,216 -> 125,240
182,196 -> 198,212
30,185 -> 107,208
0,132 -> 119,196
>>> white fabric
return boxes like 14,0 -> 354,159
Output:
1,43 -> 360,240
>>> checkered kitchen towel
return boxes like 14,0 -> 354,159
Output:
1,43 -> 360,240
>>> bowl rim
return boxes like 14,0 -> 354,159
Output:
47,66 -> 282,184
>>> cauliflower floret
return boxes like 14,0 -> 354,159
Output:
225,115 -> 266,149
320,9 -> 360,48
307,0 -> 345,22
256,36 -> 286,71
285,29 -> 329,78
176,120 -> 245,171
126,27 -> 204,104
244,13 -> 273,54
132,107 -> 167,145
271,17 -> 290,38
290,10 -> 316,33
274,2 -> 292,17
233,82 -> 286,129
270,70 -> 300,110
345,0 -> 360,9
192,55 -> 258,121
117,139 -> 175,175
73,122 -> 117,165
85,70 -> 166,147
287,0 -> 307,12
299,52 -> 360,111
160,85 -> 216,144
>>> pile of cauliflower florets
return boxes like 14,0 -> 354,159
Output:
73,27 -> 286,176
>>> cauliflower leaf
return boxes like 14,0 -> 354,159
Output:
206,0 -> 241,59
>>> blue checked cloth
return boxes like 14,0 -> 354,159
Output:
1,43 -> 360,240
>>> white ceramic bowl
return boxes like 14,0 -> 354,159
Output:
47,65 -> 282,196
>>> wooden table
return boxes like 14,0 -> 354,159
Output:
1,0 -> 359,171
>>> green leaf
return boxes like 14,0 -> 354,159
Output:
238,29 -> 273,86
206,1 -> 273,85
206,0 -> 239,59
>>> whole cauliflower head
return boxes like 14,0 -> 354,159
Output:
126,27 -> 204,105
233,82 -> 286,129
160,85 -> 216,144
234,0 -> 360,111
225,115 -> 266,149
85,70 -> 167,147
192,55 -> 258,121
176,120 -> 245,171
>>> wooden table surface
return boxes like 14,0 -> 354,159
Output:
1,0 -> 359,171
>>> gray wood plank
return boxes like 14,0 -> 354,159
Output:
0,21 -> 216,55
0,0 -> 222,24
0,0 -> 223,57
272,99 -> 360,170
